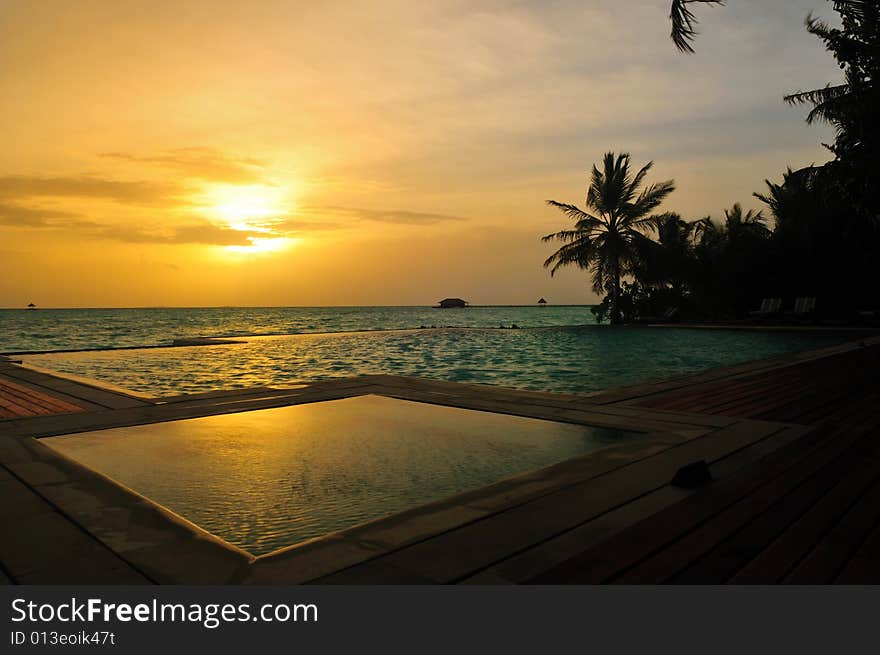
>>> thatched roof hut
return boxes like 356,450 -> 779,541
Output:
538,298 -> 547,305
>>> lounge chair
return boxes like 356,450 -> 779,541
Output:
794,296 -> 816,316
782,296 -> 817,323
634,305 -> 680,324
749,297 -> 782,319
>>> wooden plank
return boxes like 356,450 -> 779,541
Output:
783,477 -> 880,584
726,458 -> 880,583
752,366 -> 876,423
834,520 -> 880,584
0,381 -> 81,413
0,392 -> 73,416
641,349 -> 874,422
0,394 -> 39,418
685,384 -> 815,418
0,366 -> 148,410
0,378 -> 84,416
645,364 -> 820,411
767,378 -> 877,424
642,354 -> 848,414
648,413 -> 880,584
0,377 -> 79,409
627,341 -> 878,415
530,400 -> 878,584
0,372 -> 106,412
756,390 -> 852,424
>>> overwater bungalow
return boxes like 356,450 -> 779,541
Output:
435,298 -> 468,308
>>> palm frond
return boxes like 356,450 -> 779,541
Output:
588,153 -> 631,213
626,161 -> 654,201
545,200 -> 594,223
541,229 -> 582,243
670,0 -> 726,53
784,84 -> 850,108
784,83 -> 852,124
543,236 -> 595,276
626,179 -> 677,221
804,12 -> 836,41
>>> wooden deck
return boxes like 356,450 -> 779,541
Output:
0,377 -> 84,419
1,334 -> 879,584
529,336 -> 880,584
0,355 -> 150,418
628,340 -> 880,423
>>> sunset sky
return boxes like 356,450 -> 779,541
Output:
0,0 -> 840,308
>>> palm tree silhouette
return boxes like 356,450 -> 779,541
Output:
641,212 -> 697,294
722,202 -> 769,243
542,152 -> 675,324
783,2 -> 877,128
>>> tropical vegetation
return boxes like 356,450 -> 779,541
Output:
542,1 -> 879,324
542,153 -> 675,324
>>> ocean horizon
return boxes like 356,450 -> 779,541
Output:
0,305 -> 598,354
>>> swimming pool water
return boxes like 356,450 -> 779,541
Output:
44,395 -> 636,555
22,325 -> 845,397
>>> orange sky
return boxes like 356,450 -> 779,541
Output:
0,0 -> 839,307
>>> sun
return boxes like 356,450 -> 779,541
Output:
206,184 -> 287,231
201,184 -> 296,254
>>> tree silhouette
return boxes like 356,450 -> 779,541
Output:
542,153 -> 675,324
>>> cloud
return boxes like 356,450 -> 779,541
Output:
307,205 -> 467,225
0,201 -> 259,246
98,221 -> 258,245
272,217 -> 345,232
0,175 -> 189,206
0,202 -> 84,227
101,147 -> 267,184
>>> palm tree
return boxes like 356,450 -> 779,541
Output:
783,2 -> 877,130
722,202 -> 769,244
542,152 -> 675,324
669,0 -> 726,53
754,167 -> 825,233
645,212 -> 696,293
784,2 -> 879,230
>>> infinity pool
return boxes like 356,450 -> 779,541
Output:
21,326 -> 847,397
45,395 -> 636,555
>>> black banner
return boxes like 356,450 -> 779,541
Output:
2,586 -> 877,654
